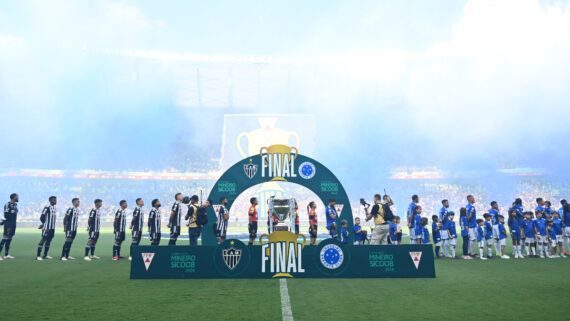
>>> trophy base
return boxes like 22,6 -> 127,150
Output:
273,224 -> 289,232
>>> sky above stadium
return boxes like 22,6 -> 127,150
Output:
1,0 -> 569,175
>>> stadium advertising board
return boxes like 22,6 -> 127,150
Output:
131,238 -> 435,279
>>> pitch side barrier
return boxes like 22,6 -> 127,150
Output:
131,239 -> 435,279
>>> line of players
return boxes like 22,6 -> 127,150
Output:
0,193 -> 214,261
402,195 -> 570,260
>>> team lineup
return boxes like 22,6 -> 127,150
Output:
1,192 -> 570,261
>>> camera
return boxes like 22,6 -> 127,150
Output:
360,198 -> 370,207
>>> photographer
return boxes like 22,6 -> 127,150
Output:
364,194 -> 393,244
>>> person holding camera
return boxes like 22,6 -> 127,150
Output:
364,194 -> 392,244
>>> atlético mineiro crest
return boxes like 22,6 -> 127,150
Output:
222,247 -> 242,270
244,160 -> 258,179
141,252 -> 155,271
409,251 -> 422,270
334,204 -> 344,216
298,161 -> 316,179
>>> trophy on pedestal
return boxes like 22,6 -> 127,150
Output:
268,196 -> 296,232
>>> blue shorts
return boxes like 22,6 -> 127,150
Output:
327,222 -> 336,230
512,232 -> 521,241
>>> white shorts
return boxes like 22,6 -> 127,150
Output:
440,230 -> 449,240
448,238 -> 457,246
551,239 -> 557,247
537,235 -> 547,244
486,239 -> 493,246
499,239 -> 506,247
565,227 -> 570,237
409,227 -> 416,239
478,240 -> 485,248
492,225 -> 499,240
469,228 -> 477,241
434,241 -> 441,246
556,235 -> 564,243
525,237 -> 535,244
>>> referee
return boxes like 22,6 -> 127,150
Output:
215,197 -> 229,244
365,194 -> 389,244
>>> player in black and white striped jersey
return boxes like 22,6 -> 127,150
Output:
84,199 -> 102,261
112,200 -> 128,260
148,199 -> 161,245
167,193 -> 183,245
37,196 -> 57,260
215,197 -> 229,244
61,198 -> 80,261
129,198 -> 144,261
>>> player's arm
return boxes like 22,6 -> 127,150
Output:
63,208 -> 70,229
248,207 -> 253,225
87,212 -> 94,231
168,205 -> 176,228
467,208 -> 473,222
223,208 -> 229,221
328,208 -> 336,220
113,211 -> 119,233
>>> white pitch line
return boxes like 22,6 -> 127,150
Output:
279,278 -> 294,321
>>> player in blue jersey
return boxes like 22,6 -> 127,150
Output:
534,211 -> 549,258
489,201 -> 500,256
466,195 -> 478,257
446,211 -> 457,258
513,198 -> 525,244
551,211 -> 565,258
459,207 -> 471,259
535,198 -> 545,217
497,215 -> 510,259
407,195 -> 419,244
562,200 -> 570,255
410,205 -> 423,244
508,209 -> 523,258
439,200 -> 450,257
483,213 -> 494,259
325,198 -> 337,239
546,219 -> 557,258
522,212 -> 537,257
340,220 -> 349,244
421,217 -> 430,244
431,215 -> 441,259
543,201 -> 553,219
353,217 -> 365,245
476,219 -> 487,260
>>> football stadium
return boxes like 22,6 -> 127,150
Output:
1,1 -> 570,320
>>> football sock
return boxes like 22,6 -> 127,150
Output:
479,248 -> 484,257
90,245 -> 95,256
531,246 -> 536,255
85,245 -> 90,257
113,244 -> 118,257
4,239 -> 11,255
0,239 -> 6,253
451,245 -> 456,257
435,246 -> 440,258
37,244 -> 43,257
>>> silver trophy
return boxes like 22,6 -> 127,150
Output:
268,196 -> 296,232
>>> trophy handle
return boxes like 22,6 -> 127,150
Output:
236,132 -> 249,158
289,146 -> 298,160
259,233 -> 269,245
259,146 -> 269,165
297,234 -> 306,249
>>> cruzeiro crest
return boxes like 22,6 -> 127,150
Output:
320,244 -> 344,270
222,247 -> 242,270
244,159 -> 258,179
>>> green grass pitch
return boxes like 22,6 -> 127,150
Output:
1,229 -> 569,320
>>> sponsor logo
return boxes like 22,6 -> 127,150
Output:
222,245 -> 242,270
217,181 -> 236,195
369,251 -> 394,272
170,253 -> 196,273
298,161 -> 316,179
141,252 -> 155,271
409,251 -> 422,270
320,244 -> 344,270
334,204 -> 344,216
320,181 -> 338,194
260,231 -> 306,278
243,159 -> 258,179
